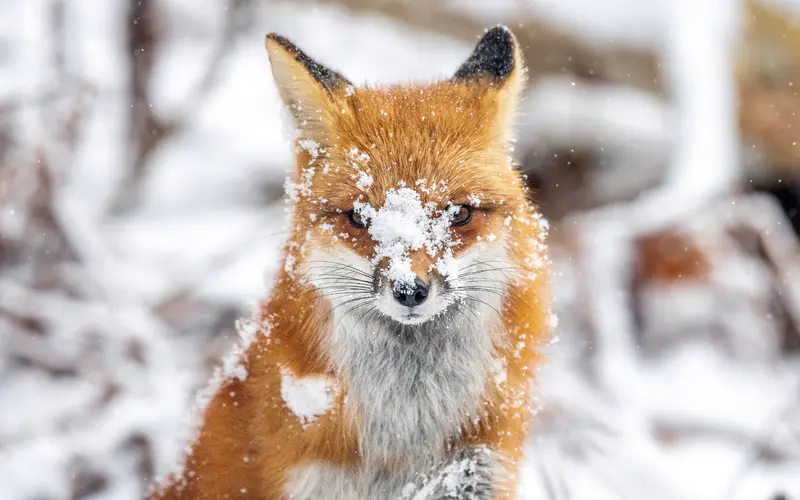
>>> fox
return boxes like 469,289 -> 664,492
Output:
150,26 -> 552,500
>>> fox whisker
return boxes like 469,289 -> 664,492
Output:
304,274 -> 373,284
456,260 -> 511,274
334,298 -> 377,332
306,260 -> 373,278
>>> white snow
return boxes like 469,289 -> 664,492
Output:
356,170 -> 374,191
353,187 -> 460,290
286,167 -> 316,202
492,358 -> 508,387
298,138 -> 321,161
403,447 -> 493,500
279,366 -> 339,428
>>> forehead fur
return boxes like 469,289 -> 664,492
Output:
306,82 -> 522,210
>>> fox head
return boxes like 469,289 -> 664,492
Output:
265,27 -> 544,332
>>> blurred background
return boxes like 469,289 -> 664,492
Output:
1,0 -> 800,498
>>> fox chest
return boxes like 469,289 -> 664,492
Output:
283,463 -> 411,500
331,315 -> 495,465
283,447 -> 501,500
279,307 -> 500,499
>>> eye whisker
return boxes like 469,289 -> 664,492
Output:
304,276 -> 374,286
313,290 -> 375,300
303,272 -> 372,279
456,277 -> 509,284
305,261 -> 373,277
458,266 -> 520,274
458,267 -> 522,280
301,272 -> 373,283
297,286 -> 374,300
455,284 -> 507,292
306,266 -> 372,279
309,293 -> 374,311
456,260 -> 510,273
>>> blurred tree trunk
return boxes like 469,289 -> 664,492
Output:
126,0 -> 164,191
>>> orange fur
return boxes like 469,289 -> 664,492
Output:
152,27 -> 551,500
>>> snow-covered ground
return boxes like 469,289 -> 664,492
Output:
1,0 -> 800,498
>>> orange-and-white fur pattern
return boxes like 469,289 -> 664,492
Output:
151,26 -> 552,500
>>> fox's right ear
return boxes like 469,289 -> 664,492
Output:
265,33 -> 352,141
452,27 -> 525,142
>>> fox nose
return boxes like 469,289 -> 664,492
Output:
393,277 -> 429,307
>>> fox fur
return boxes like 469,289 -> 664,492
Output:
151,26 -> 552,500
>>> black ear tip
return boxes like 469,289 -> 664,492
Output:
483,25 -> 515,47
265,33 -> 300,56
265,32 -> 352,91
265,32 -> 283,43
453,26 -> 518,83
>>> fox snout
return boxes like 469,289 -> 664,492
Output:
377,249 -> 437,308
392,277 -> 429,307
369,247 -> 452,324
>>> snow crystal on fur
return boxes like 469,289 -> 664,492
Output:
401,446 -> 496,500
197,312 -> 265,412
356,171 -> 374,191
298,138 -> 321,160
279,366 -> 338,428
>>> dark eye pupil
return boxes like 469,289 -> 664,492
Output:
347,209 -> 366,228
452,205 -> 472,226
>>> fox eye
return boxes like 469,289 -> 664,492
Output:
346,209 -> 367,229
451,205 -> 472,226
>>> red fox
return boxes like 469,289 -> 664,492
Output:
151,26 -> 551,500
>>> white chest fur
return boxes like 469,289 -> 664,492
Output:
284,462 -> 409,499
285,447 -> 504,500
332,310 -> 498,467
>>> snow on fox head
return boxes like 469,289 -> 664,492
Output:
266,28 -> 547,330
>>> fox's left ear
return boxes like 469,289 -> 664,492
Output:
265,33 -> 352,142
453,26 -> 525,139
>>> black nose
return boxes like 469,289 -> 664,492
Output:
393,277 -> 429,307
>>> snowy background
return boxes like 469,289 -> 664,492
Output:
2,0 -> 800,498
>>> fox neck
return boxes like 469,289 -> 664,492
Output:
327,296 -> 502,470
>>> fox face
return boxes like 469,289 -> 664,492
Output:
267,29 -> 533,332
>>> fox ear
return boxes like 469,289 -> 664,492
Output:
453,26 -> 525,139
265,33 -> 352,140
